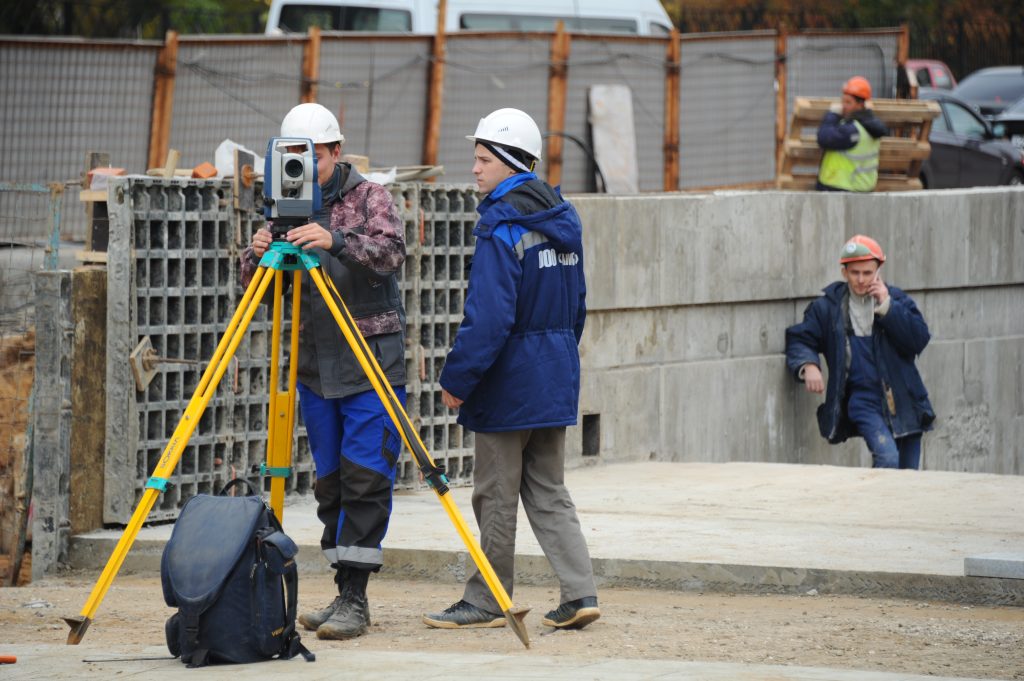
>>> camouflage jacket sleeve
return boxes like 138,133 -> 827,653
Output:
330,182 -> 405,277
239,245 -> 259,288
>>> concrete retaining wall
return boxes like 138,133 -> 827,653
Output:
565,187 -> 1024,474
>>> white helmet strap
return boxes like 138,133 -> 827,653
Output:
482,141 -> 534,173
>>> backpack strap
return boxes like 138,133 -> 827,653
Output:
181,610 -> 210,668
278,554 -> 315,662
218,478 -> 258,497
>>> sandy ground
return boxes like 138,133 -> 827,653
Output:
2,570 -> 1021,679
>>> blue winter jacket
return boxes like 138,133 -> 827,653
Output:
785,281 -> 935,443
439,173 -> 586,432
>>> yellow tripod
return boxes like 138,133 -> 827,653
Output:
64,241 -> 531,648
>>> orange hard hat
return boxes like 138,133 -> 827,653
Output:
842,76 -> 872,100
840,235 -> 886,265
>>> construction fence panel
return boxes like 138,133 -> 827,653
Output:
318,36 -> 431,170
170,39 -> 305,171
101,175 -> 476,522
102,175 -> 314,522
786,32 -> 900,123
679,35 -> 777,189
392,183 -> 478,486
563,37 -> 667,193
438,35 -> 552,186
0,38 -> 158,242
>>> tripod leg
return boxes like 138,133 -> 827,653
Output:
265,270 -> 302,521
65,266 -> 277,644
305,267 -> 530,649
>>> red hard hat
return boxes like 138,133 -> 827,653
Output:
840,235 -> 886,264
842,76 -> 872,100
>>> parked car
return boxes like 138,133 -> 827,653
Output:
918,89 -> 1024,189
993,96 -> 1024,151
952,66 -> 1024,118
906,59 -> 956,90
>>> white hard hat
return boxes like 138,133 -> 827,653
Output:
281,102 -> 345,145
466,108 -> 543,163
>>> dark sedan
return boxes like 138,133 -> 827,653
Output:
952,66 -> 1024,118
918,89 -> 1024,189
993,97 -> 1024,151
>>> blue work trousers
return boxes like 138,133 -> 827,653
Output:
297,382 -> 405,571
846,388 -> 921,470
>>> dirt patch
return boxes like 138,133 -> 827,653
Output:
0,330 -> 34,586
2,570 -> 1021,679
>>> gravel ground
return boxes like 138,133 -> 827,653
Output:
2,570 -> 1022,679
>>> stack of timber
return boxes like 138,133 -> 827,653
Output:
777,97 -> 941,192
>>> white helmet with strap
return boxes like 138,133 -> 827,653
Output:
281,102 -> 345,145
467,108 -> 543,169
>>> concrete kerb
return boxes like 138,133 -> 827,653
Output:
62,462 -> 1024,609
67,538 -> 1024,607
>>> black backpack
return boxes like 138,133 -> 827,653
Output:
161,479 -> 314,667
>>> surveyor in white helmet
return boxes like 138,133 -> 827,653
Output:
240,102 -> 407,640
423,108 -> 600,631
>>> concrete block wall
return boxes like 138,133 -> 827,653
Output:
566,187 -> 1024,474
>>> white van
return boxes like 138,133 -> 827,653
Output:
265,0 -> 674,37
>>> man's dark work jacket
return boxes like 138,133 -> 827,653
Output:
785,281 -> 935,443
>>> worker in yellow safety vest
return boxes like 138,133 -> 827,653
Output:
816,76 -> 889,192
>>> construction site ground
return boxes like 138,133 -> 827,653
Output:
2,461 -> 1023,680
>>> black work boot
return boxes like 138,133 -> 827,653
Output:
298,594 -> 343,632
297,568 -> 345,631
317,568 -> 371,640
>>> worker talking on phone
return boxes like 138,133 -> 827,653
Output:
785,235 -> 935,469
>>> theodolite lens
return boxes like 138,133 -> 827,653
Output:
284,158 -> 304,178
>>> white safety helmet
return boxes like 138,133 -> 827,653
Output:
280,102 -> 345,145
466,108 -> 543,167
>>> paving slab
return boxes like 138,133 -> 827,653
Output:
72,462 -> 1024,605
0,643 -> 999,681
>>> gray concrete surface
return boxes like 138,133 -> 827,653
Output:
0,643 -> 999,681
72,462 -> 1024,604
16,461 -> 1024,681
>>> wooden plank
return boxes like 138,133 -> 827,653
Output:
546,21 -> 571,187
69,268 -> 106,535
663,28 -> 680,192
74,251 -> 109,264
78,190 -> 107,202
301,26 -> 321,103
783,138 -> 930,169
147,30 -> 179,172
421,0 -> 447,175
792,97 -> 940,126
778,173 -> 922,192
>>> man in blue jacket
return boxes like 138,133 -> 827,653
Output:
786,235 -> 935,469
422,108 -> 599,631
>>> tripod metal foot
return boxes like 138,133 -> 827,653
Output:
504,606 -> 531,648
63,616 -> 91,645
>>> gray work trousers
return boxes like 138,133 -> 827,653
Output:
463,427 -> 596,612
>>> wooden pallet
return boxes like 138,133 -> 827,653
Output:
777,97 -> 940,192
